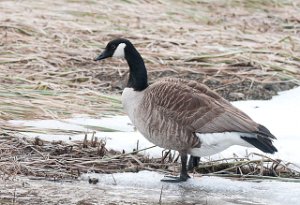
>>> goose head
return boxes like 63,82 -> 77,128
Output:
94,38 -> 131,61
94,38 -> 148,91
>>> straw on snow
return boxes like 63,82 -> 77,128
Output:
0,133 -> 299,182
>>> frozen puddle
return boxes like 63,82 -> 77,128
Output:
3,171 -> 300,205
80,171 -> 300,205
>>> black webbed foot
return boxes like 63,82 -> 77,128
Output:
161,153 -> 191,183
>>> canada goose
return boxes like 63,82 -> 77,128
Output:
94,38 -> 278,182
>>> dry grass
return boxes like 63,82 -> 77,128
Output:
1,132 -> 299,182
0,0 -> 300,121
0,132 -> 168,180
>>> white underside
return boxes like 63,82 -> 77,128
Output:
190,132 -> 254,157
121,87 -> 145,124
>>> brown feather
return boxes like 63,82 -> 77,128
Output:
137,78 -> 260,151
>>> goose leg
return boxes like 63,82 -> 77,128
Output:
179,154 -> 190,180
161,154 -> 190,182
188,156 -> 200,171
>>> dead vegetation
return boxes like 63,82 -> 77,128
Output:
1,132 -> 299,182
0,0 -> 300,121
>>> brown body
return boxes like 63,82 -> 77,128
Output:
122,78 -> 264,154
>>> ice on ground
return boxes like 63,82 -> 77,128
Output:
9,115 -> 133,132
79,170 -> 300,205
2,171 -> 300,205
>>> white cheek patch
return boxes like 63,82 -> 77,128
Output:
113,43 -> 126,58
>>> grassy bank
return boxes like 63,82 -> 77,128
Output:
0,0 -> 299,120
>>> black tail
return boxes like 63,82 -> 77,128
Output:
241,124 -> 278,154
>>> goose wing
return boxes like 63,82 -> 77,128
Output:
145,78 -> 259,135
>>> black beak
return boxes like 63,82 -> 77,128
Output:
94,49 -> 111,61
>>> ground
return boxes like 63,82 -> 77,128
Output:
1,0 -> 300,204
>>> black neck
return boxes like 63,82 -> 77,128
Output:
125,44 -> 148,91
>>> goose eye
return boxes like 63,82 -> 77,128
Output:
111,44 -> 116,50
